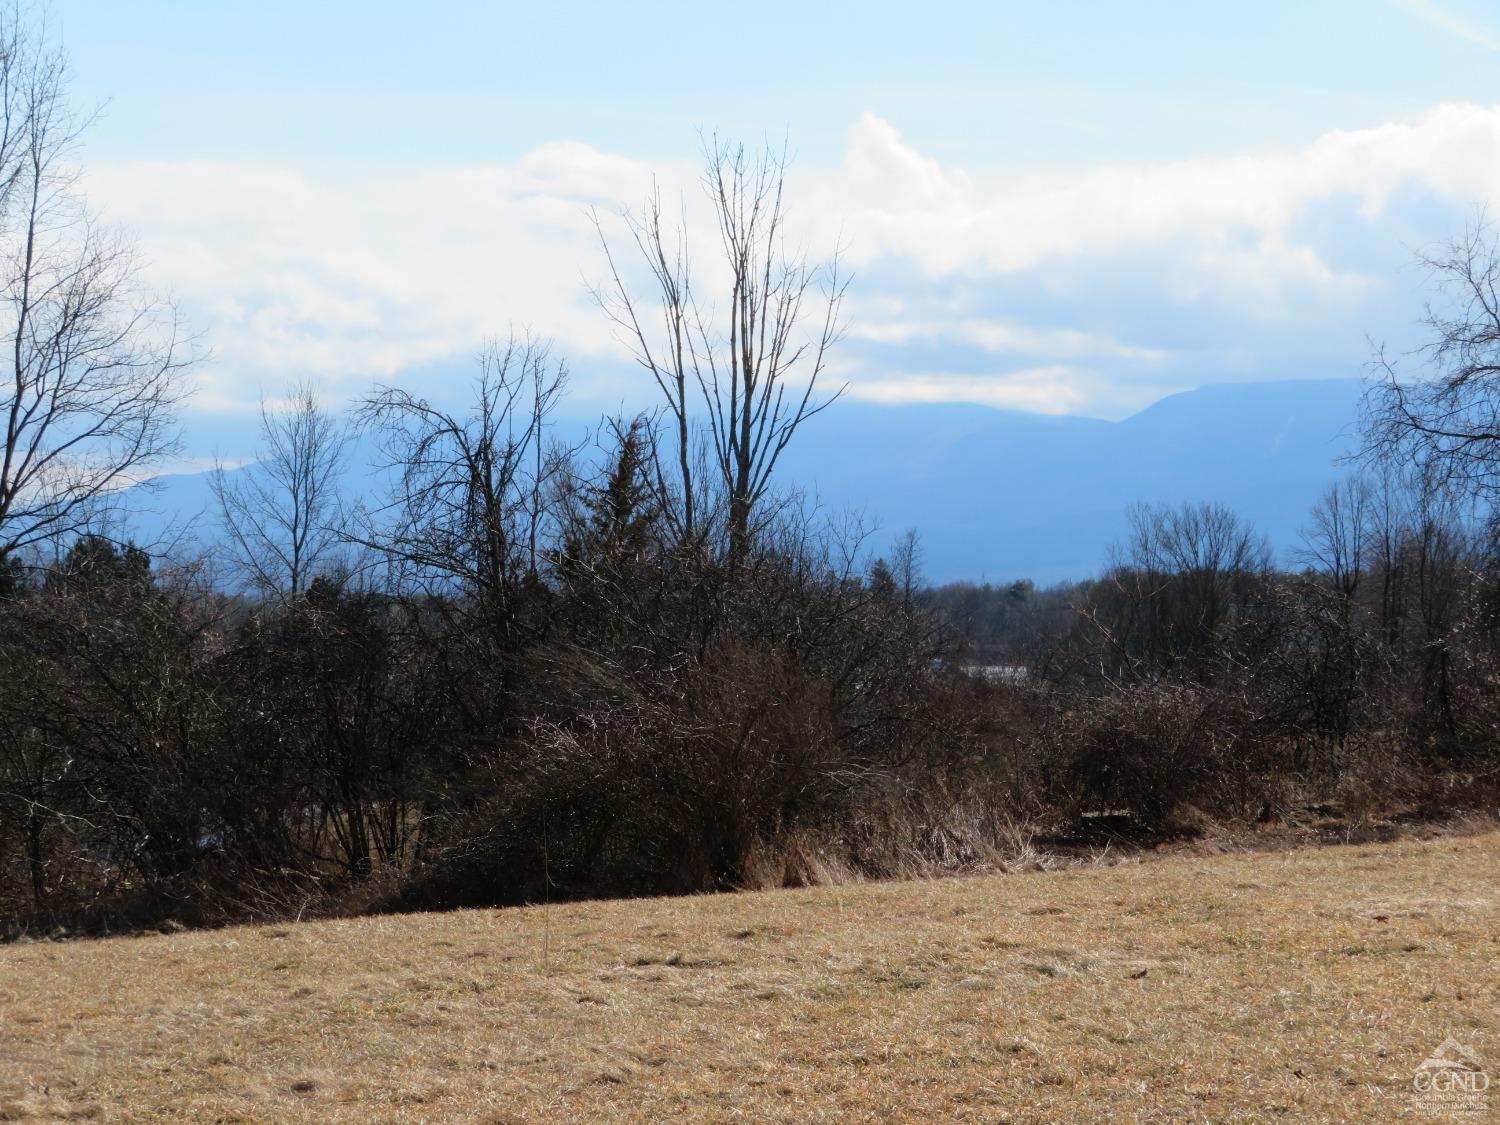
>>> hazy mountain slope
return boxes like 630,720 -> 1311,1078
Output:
125,378 -> 1365,585
776,378 -> 1364,583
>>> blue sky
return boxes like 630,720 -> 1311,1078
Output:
46,0 -> 1500,457
59,1 -> 1500,164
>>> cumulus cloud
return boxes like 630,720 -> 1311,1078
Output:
87,149 -> 689,411
82,103 -> 1500,422
827,105 -> 1500,277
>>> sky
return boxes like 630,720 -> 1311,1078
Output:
45,0 -> 1500,458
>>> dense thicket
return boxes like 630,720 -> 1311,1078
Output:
0,349 -> 984,930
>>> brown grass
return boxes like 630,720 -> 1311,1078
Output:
1,831 -> 1496,1122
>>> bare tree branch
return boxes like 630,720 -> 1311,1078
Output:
1364,212 -> 1500,507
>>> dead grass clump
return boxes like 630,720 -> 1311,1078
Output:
739,782 -> 1060,892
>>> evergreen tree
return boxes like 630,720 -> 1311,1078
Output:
869,557 -> 898,601
562,418 -> 658,581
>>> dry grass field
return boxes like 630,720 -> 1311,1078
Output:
1,830 -> 1496,1122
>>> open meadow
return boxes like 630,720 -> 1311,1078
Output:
1,829 -> 1495,1122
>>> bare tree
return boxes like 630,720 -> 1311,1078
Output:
593,136 -> 847,556
890,527 -> 923,609
1365,215 -> 1500,505
1298,476 -> 1371,598
1119,501 -> 1271,587
0,14 -> 189,566
211,381 -> 348,598
1363,461 -> 1412,647
1099,501 -> 1272,679
357,335 -> 567,615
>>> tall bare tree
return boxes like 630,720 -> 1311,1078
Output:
0,13 -> 189,566
211,381 -> 348,598
594,137 -> 847,555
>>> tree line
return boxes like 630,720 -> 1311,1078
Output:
0,14 -> 1496,933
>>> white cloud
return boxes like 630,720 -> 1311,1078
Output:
86,152 -> 679,407
848,368 -> 1092,414
825,105 -> 1500,282
82,102 -> 1500,419
847,316 -> 1166,362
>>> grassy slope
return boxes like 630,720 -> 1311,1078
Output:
1,832 -> 1496,1122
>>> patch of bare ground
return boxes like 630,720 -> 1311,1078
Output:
1,830 -> 1496,1121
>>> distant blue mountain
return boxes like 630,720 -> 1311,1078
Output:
776,378 -> 1365,583
125,378 -> 1367,585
